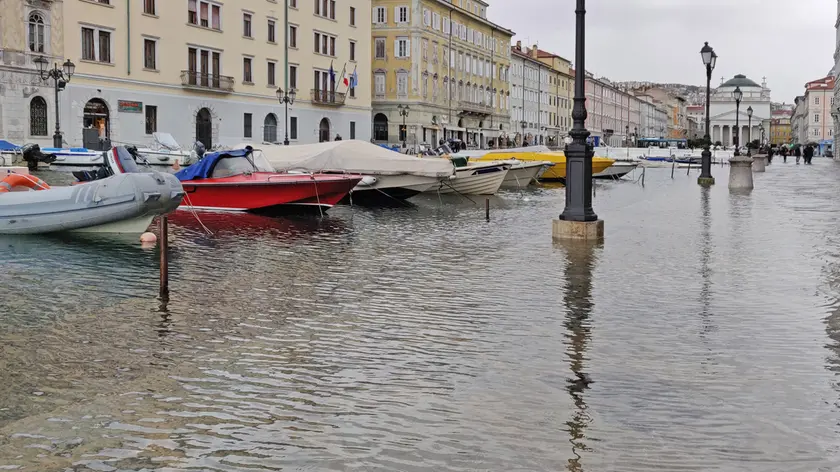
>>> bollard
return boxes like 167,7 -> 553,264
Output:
160,215 -> 169,297
485,198 -> 490,221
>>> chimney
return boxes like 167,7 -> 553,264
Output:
531,45 -> 538,58
516,40 -> 522,51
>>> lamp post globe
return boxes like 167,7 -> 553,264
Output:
698,42 -> 716,186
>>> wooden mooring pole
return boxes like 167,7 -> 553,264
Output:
160,215 -> 169,297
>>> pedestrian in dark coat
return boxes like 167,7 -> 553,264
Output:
780,145 -> 788,163
794,145 -> 802,164
804,144 -> 815,165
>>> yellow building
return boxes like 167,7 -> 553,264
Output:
58,0 -> 370,148
371,0 -> 514,149
770,116 -> 792,145
536,49 -> 573,144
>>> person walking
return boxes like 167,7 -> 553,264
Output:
804,144 -> 815,165
767,146 -> 774,164
795,145 -> 802,164
780,145 -> 788,163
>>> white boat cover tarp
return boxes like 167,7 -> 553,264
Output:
239,140 -> 455,178
452,145 -> 553,159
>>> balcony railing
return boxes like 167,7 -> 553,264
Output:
459,101 -> 492,115
180,70 -> 235,92
311,89 -> 346,106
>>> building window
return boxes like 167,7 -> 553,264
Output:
375,38 -> 386,59
815,97 -> 820,105
350,84 -> 355,98
330,0 -> 336,19
188,0 -> 221,31
268,20 -> 276,42
396,37 -> 409,58
350,121 -> 356,139
396,6 -> 409,23
350,7 -> 356,26
290,116 -> 298,139
28,12 -> 46,53
244,113 -> 253,138
350,41 -> 356,61
815,114 -> 820,123
267,61 -> 276,86
264,114 -> 278,142
243,13 -> 252,37
313,32 -> 336,56
145,105 -> 157,135
289,25 -> 297,47
289,65 -> 297,89
373,6 -> 386,24
144,0 -> 156,15
143,38 -> 156,70
315,0 -> 335,19
81,27 -> 112,63
243,57 -> 253,83
374,72 -> 385,98
29,97 -> 48,136
290,0 -> 296,7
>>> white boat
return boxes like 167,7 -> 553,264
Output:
134,132 -> 197,167
0,147 -> 184,235
493,159 -> 554,188
246,140 -> 455,203
593,161 -> 639,179
429,161 -> 511,195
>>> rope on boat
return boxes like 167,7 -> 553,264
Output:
438,179 -> 476,205
310,174 -> 324,218
182,192 -> 214,236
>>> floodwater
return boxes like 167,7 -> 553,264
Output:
2,160 -> 840,471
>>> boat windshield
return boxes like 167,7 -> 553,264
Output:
210,151 -> 274,178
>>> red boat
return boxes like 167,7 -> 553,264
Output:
174,147 -> 362,213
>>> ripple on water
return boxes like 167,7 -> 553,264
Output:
3,165 -> 840,470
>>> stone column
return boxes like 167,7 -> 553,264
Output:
752,155 -> 765,172
729,156 -> 754,190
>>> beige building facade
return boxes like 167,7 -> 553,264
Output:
370,0 -> 514,149
0,0 -> 65,147
5,0 -> 372,149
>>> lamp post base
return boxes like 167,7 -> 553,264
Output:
552,218 -> 604,242
728,156 -> 754,190
697,176 -> 716,186
53,133 -> 62,148
752,155 -> 766,172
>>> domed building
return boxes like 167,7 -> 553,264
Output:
708,74 -> 772,147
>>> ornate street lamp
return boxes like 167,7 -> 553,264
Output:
559,0 -> 598,223
520,120 -> 527,145
397,104 -> 410,149
746,106 -> 753,156
276,87 -> 297,145
698,41 -> 717,186
633,126 -> 638,147
733,86 -> 743,156
34,55 -> 75,148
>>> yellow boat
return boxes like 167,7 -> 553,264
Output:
471,150 -> 614,181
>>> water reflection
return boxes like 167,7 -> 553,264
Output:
699,188 -> 714,337
557,240 -> 599,472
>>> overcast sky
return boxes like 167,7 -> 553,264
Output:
488,0 -> 834,104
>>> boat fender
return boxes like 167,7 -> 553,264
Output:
358,176 -> 377,187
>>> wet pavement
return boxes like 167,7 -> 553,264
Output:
1,160 -> 840,471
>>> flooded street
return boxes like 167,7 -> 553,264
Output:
2,161 -> 840,471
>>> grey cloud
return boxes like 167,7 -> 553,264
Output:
488,0 -> 834,102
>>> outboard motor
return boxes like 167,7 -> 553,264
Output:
20,143 -> 57,171
73,146 -> 142,183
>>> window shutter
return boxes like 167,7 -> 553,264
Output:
372,7 -> 377,23
405,7 -> 410,23
406,39 -> 411,56
395,39 -> 399,57
394,6 -> 399,23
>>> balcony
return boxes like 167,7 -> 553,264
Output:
311,89 -> 346,106
180,71 -> 235,93
458,101 -> 492,116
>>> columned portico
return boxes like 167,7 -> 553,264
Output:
708,74 -> 772,148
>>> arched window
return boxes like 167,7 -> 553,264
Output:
263,113 -> 278,143
28,12 -> 45,53
29,96 -> 48,136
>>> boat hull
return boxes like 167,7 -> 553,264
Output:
0,172 -> 184,235
471,151 -> 613,181
179,173 -> 361,213
428,163 -> 509,195
593,162 -> 639,180
501,162 -> 552,188
345,174 -> 442,204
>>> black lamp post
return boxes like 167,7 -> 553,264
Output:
625,124 -> 629,146
520,120 -> 527,145
559,0 -> 597,223
746,105 -> 753,156
698,42 -> 716,185
276,87 -> 296,145
34,55 -> 75,148
733,86 -> 743,156
759,124 -> 765,145
398,104 -> 410,148
633,126 -> 637,147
